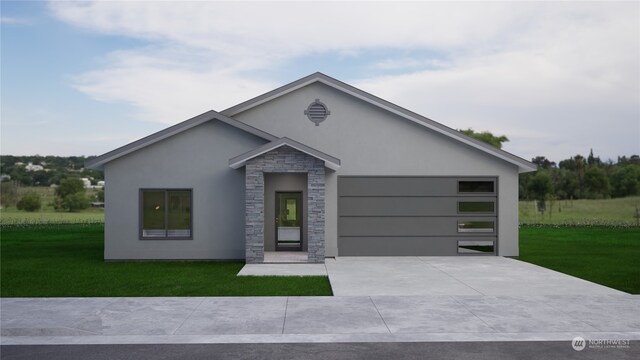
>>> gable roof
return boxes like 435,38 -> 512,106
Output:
85,110 -> 277,170
229,137 -> 341,171
222,72 -> 536,173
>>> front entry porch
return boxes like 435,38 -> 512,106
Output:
230,139 -> 340,264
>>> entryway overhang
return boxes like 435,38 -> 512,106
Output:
229,137 -> 340,264
229,137 -> 341,171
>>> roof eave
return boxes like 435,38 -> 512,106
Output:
85,110 -> 278,170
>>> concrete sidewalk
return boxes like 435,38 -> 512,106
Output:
2,294 -> 639,345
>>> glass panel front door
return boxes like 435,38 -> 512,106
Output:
276,192 -> 302,251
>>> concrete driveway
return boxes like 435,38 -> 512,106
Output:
324,257 -> 625,296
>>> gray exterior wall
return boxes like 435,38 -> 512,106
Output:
264,173 -> 308,252
104,120 -> 267,260
232,82 -> 521,257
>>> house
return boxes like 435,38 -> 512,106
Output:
25,162 -> 44,172
86,73 -> 535,263
80,178 -> 92,188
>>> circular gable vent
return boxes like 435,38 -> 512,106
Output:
304,99 -> 330,126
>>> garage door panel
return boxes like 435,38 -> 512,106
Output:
339,196 -> 496,217
338,177 -> 457,197
339,237 -> 457,256
339,217 -> 496,237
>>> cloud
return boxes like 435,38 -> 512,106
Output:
48,1 -> 639,160
0,16 -> 32,25
73,48 -> 276,123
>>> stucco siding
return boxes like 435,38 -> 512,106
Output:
104,120 -> 267,260
232,82 -> 521,257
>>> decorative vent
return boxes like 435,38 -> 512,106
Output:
304,99 -> 330,126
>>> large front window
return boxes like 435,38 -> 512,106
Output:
141,189 -> 192,239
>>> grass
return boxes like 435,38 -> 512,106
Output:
0,224 -> 332,297
518,226 -> 640,294
0,208 -> 104,224
519,196 -> 640,226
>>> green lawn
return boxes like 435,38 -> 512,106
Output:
0,224 -> 332,297
0,208 -> 104,224
518,226 -> 640,294
2,223 -> 638,297
519,196 -> 640,226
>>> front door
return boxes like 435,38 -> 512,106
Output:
275,192 -> 302,251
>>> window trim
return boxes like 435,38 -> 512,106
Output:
139,188 -> 193,240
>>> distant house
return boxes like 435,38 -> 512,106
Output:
97,181 -> 105,188
0,174 -> 10,182
80,178 -> 92,188
87,72 -> 535,263
24,162 -> 44,172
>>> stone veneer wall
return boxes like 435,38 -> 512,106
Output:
245,146 -> 326,263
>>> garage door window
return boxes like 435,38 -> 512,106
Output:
458,181 -> 494,193
457,221 -> 494,233
458,201 -> 495,213
458,240 -> 494,254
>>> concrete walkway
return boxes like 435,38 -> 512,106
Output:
2,294 -> 639,345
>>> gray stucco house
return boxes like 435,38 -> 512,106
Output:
87,73 -> 536,263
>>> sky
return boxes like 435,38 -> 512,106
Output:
1,1 -> 639,163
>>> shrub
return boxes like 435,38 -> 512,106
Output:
16,191 -> 42,212
62,192 -> 89,212
0,181 -> 19,208
55,178 -> 85,199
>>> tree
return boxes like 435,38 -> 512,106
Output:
610,165 -> 640,198
531,156 -> 556,170
0,181 -> 19,208
95,189 -> 105,202
55,178 -> 85,198
584,167 -> 610,198
61,192 -> 89,212
54,177 -> 88,212
528,171 -> 553,213
554,169 -> 579,200
587,148 -> 602,167
16,191 -> 42,212
459,128 -> 509,149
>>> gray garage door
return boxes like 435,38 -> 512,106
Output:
338,176 -> 497,256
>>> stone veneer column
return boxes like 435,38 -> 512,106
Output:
306,165 -> 325,263
244,146 -> 326,264
245,163 -> 265,263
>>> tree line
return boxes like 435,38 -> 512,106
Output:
459,129 -> 640,204
521,152 -> 640,205
0,155 -> 103,186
